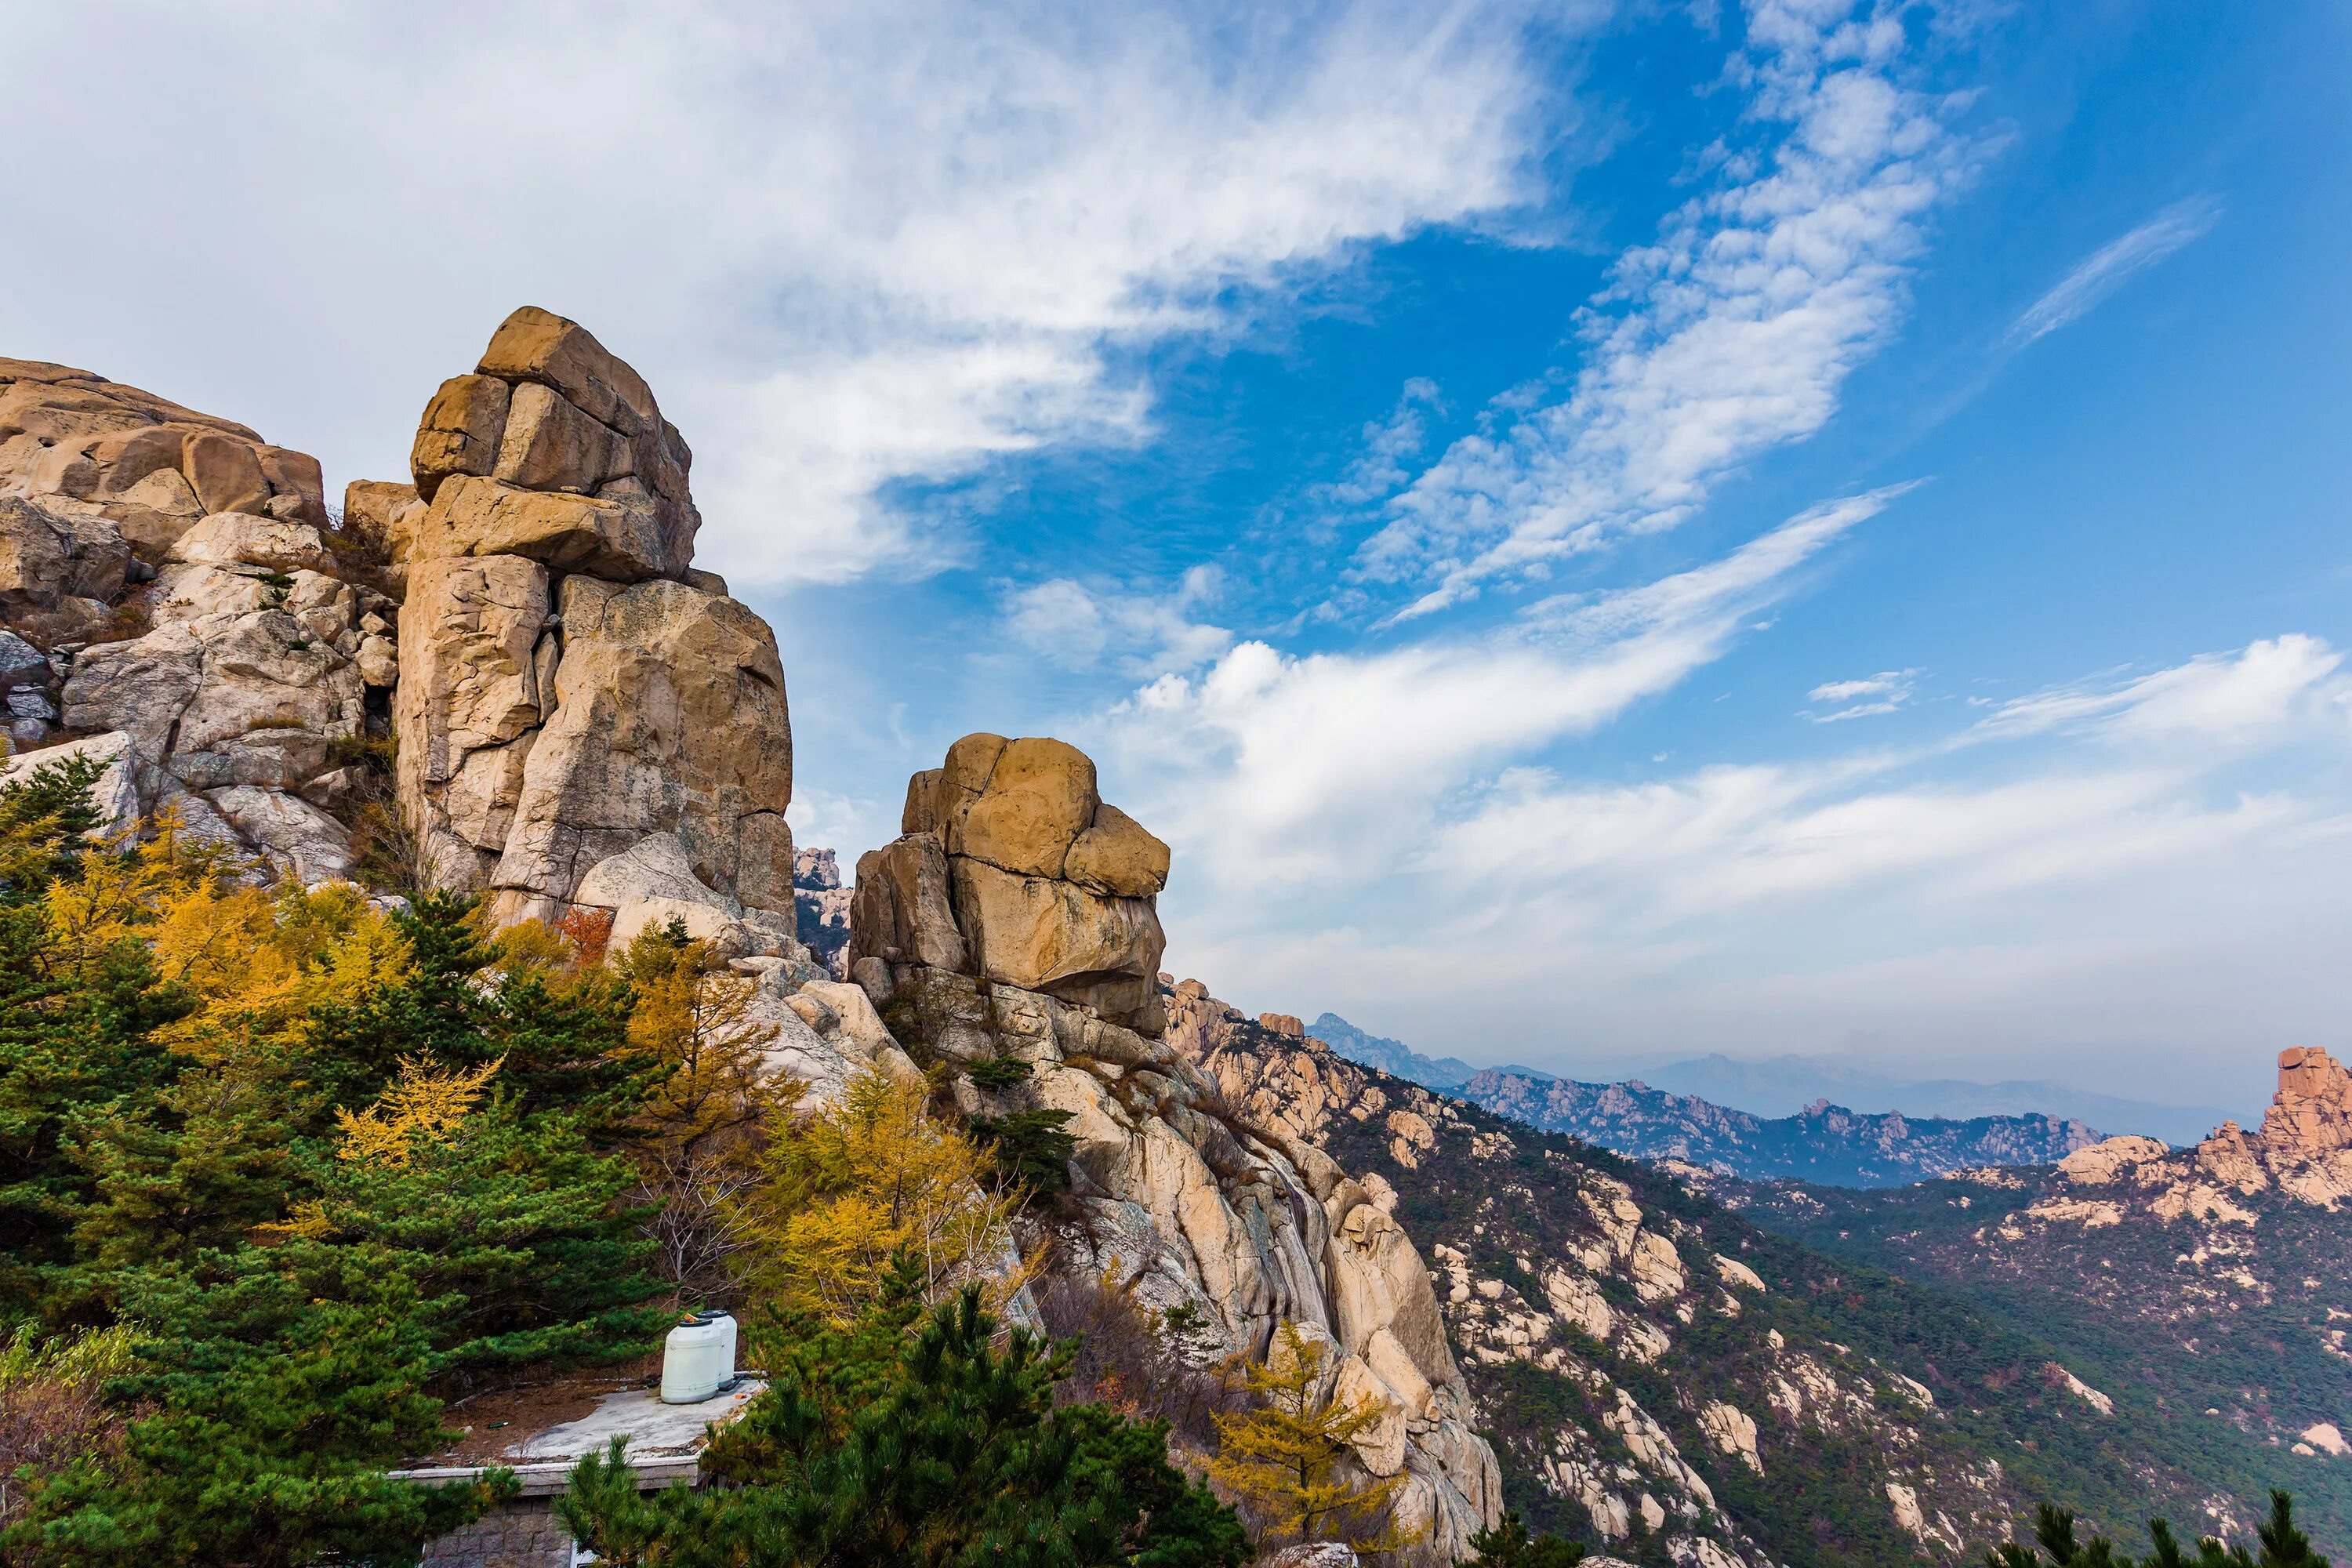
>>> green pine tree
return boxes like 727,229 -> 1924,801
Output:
1987,1492 -> 2327,1568
556,1264 -> 1248,1568
5,1275 -> 506,1568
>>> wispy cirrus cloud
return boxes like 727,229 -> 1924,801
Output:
1004,565 -> 1234,677
2008,195 -> 2223,345
1803,666 -> 1920,721
1352,2 -> 1985,619
1414,634 -> 2352,930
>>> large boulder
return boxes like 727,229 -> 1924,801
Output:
397,307 -> 698,583
856,734 -> 1167,1033
1,358 -> 326,536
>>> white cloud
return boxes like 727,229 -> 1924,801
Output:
1809,670 -> 1911,702
2009,195 -> 2223,346
1134,629 -> 2352,1098
1421,636 -> 2352,926
1005,565 -> 1233,676
1315,378 -> 1448,509
1982,634 -> 2350,746
1353,0 -> 1982,616
1110,487 -> 1897,886
0,2 -> 1563,588
1803,666 -> 1918,720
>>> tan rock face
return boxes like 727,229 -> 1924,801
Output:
852,734 -> 1167,1033
411,375 -> 511,502
380,307 -> 796,955
396,556 -> 552,887
484,575 -> 794,923
868,964 -> 1501,1556
2264,1046 -> 2352,1157
0,361 -> 325,535
955,735 -> 1097,877
1065,800 -> 1171,897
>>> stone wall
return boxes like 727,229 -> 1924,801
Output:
418,1498 -> 573,1568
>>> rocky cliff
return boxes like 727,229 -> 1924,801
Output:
848,735 -> 1504,1555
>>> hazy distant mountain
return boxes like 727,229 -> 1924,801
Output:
1305,1014 -> 2226,1148
1642,1052 -> 2227,1147
1307,1012 -> 1486,1089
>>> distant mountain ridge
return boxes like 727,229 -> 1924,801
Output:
1309,1014 -> 2117,1185
1307,1014 -> 2226,1151
1641,1052 -> 2228,1148
1461,1067 -> 2102,1185
1306,1011 -> 1483,1087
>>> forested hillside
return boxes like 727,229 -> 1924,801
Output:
1715,1138 -> 2352,1559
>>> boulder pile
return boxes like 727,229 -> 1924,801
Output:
851,732 -> 1169,1033
1,359 -> 386,879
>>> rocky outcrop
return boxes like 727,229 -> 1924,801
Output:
851,733 -> 1169,1033
2037,1047 -> 2352,1214
851,740 -> 1501,1555
382,308 -> 797,953
1,358 -> 390,881
54,511 -> 383,883
793,846 -> 852,978
1164,1001 -> 2036,1566
1,357 -> 325,561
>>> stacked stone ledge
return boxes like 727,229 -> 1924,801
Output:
848,736 -> 1503,1556
371,307 -> 800,957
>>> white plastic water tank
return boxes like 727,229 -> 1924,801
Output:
659,1310 -> 738,1403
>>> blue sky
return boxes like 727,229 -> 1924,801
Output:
6,2 -> 2348,1112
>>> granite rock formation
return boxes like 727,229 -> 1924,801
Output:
2036,1046 -> 2352,1213
793,845 -> 853,977
851,742 -> 1502,1556
851,733 -> 1170,1033
2,363 -> 387,880
380,308 -> 797,950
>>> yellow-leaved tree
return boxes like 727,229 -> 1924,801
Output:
609,925 -> 798,1300
332,1055 -> 503,1169
732,1065 -> 1019,1326
1209,1322 -> 1421,1558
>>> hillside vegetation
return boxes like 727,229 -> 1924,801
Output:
1171,997 -> 2337,1566
0,761 -> 1243,1568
